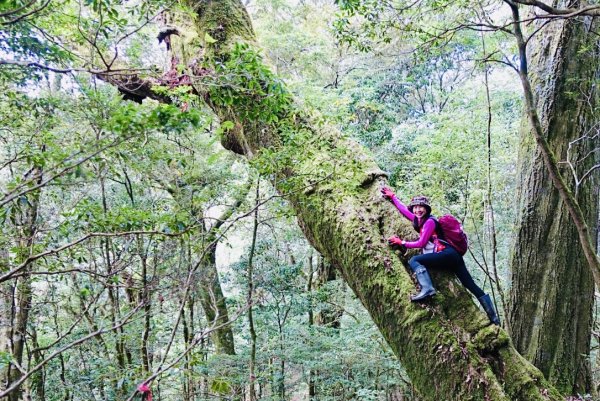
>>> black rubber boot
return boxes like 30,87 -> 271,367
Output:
411,267 -> 436,302
478,294 -> 500,325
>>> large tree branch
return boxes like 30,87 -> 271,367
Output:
511,0 -> 600,16
93,0 -> 565,398
98,73 -> 173,104
156,1 -> 563,400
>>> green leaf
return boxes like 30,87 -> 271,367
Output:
204,32 -> 217,44
210,377 -> 232,395
221,120 -> 235,131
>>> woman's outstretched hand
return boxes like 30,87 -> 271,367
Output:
381,187 -> 395,200
387,236 -> 403,246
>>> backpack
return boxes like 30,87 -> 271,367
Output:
436,215 -> 469,255
413,215 -> 469,256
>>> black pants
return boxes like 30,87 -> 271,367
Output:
408,247 -> 484,298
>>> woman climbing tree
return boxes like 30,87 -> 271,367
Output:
381,187 -> 500,325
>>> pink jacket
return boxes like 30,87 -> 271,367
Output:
390,196 -> 435,249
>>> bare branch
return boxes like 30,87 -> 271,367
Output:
0,0 -> 37,18
0,229 -> 191,283
0,0 -> 51,25
0,302 -> 144,398
511,0 -> 600,17
578,163 -> 600,184
0,136 -> 129,208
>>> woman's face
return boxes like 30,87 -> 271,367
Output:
413,205 -> 428,219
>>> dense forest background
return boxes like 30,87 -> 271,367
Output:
1,0 -> 599,400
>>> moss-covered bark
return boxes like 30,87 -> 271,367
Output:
121,1 -> 567,399
186,1 -> 567,400
198,243 -> 236,355
508,4 -> 598,394
162,175 -> 248,356
314,256 -> 343,328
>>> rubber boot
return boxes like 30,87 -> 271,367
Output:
411,267 -> 436,302
478,294 -> 500,326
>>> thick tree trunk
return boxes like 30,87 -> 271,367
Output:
508,4 -> 598,394
190,2 -> 563,399
161,177 -> 246,356
198,243 -> 236,355
115,1 -> 565,399
314,256 -> 343,328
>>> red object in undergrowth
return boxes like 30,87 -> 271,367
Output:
138,382 -> 153,401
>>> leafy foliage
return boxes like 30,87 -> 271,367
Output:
1,0 -> 593,399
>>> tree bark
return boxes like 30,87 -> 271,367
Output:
247,181 -> 259,401
113,1 -> 567,399
0,248 -> 11,393
314,255 -> 343,328
305,251 -> 316,400
508,2 -> 599,395
4,166 -> 41,401
198,242 -> 236,355
160,177 -> 249,356
139,235 -> 152,373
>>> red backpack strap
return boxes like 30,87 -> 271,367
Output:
429,217 -> 444,240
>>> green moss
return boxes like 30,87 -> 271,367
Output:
498,348 -> 563,401
193,0 -> 255,49
193,1 -> 568,399
472,325 -> 510,353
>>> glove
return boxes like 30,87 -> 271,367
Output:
387,236 -> 404,246
381,187 -> 395,200
138,383 -> 153,401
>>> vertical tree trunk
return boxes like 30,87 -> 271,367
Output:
315,256 -> 343,328
508,3 -> 599,394
182,294 -> 193,401
0,247 -> 11,394
305,251 -> 316,400
5,166 -> 41,401
247,181 -> 259,401
198,244 -> 236,355
30,326 -> 45,400
139,236 -> 152,373
8,276 -> 32,401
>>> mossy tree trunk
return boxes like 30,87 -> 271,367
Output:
115,0 -> 566,399
508,3 -> 599,395
314,255 -> 343,328
162,179 -> 248,356
194,182 -> 250,355
198,242 -> 236,355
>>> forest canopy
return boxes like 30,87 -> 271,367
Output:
1,0 -> 599,400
